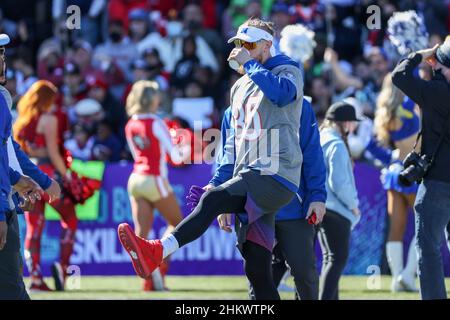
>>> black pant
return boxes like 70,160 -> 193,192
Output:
0,211 -> 30,300
172,170 -> 294,300
317,210 -> 351,300
242,240 -> 280,300
266,219 -> 319,300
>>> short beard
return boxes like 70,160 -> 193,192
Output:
254,53 -> 264,64
0,59 -> 6,86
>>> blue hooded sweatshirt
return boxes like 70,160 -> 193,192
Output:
0,92 -> 12,220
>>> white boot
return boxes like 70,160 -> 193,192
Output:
398,235 -> 418,292
386,241 -> 404,292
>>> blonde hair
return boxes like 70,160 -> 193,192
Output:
242,18 -> 275,36
374,73 -> 405,146
126,80 -> 160,116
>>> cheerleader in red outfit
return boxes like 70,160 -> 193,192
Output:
125,80 -> 187,291
14,80 -> 99,292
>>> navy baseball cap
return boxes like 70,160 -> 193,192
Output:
129,8 -> 148,21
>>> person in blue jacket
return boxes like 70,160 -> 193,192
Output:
0,34 -> 61,299
210,97 -> 327,300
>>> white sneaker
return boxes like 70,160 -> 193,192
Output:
398,273 -> 418,292
151,268 -> 165,291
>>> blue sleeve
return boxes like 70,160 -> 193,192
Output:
12,139 -> 52,190
209,107 -> 234,187
366,137 -> 393,166
243,60 -> 298,107
0,168 -> 9,219
9,167 -> 21,185
0,103 -> 11,218
300,101 -> 327,204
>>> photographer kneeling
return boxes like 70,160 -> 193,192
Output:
392,38 -> 450,300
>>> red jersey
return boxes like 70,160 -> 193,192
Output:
125,114 -> 175,177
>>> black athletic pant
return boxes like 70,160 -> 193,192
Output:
0,211 -> 30,300
242,240 -> 280,299
274,219 -> 319,300
172,171 -> 294,300
317,210 -> 351,300
249,219 -> 319,300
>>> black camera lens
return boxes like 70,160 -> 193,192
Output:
399,154 -> 431,187
403,151 -> 421,169
399,165 -> 419,187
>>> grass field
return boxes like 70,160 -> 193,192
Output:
26,275 -> 450,300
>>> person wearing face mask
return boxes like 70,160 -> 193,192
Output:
164,5 -> 218,73
130,7 -> 170,73
182,3 -> 224,65
94,20 -> 139,82
392,37 -> 450,300
319,100 -> 362,300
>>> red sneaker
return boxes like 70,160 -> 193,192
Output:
29,279 -> 53,292
117,223 -> 163,279
143,278 -> 154,291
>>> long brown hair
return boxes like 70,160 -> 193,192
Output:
13,80 -> 58,149
374,73 -> 405,146
320,119 -> 352,157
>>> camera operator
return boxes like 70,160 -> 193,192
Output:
392,39 -> 450,300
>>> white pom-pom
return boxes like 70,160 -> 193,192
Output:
280,24 -> 316,64
387,10 -> 429,56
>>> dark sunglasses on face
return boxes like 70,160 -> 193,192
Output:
233,39 -> 260,51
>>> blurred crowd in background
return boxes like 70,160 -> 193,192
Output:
1,0 -> 450,164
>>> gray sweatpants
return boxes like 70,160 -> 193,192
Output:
0,211 -> 30,300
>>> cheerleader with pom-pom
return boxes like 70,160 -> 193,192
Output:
14,80 -> 100,292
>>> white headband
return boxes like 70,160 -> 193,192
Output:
228,26 -> 273,44
228,26 -> 276,56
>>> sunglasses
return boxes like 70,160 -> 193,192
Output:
233,39 -> 260,51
